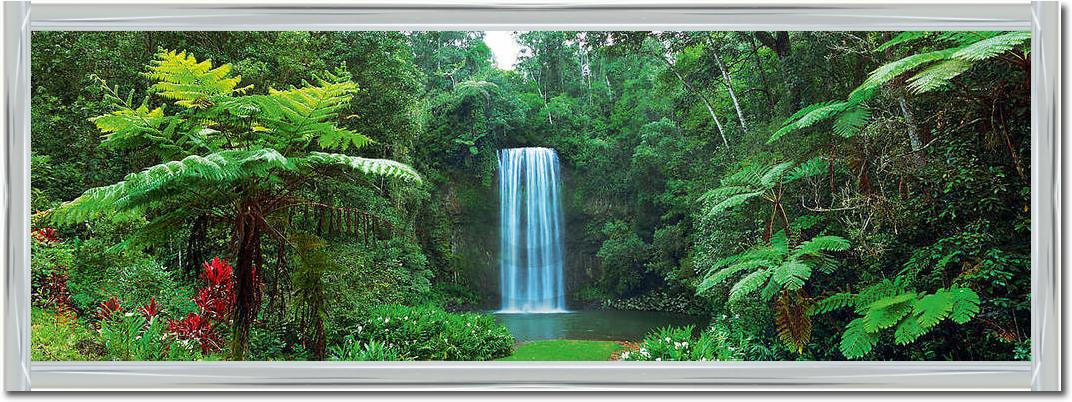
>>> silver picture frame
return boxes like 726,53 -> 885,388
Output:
3,0 -> 1061,391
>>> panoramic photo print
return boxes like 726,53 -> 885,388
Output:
29,31 -> 1030,362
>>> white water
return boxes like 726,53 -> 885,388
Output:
498,147 -> 567,313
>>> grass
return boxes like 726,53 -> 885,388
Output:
498,339 -> 625,361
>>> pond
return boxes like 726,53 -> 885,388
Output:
494,310 -> 708,342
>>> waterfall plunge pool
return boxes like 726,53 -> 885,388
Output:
493,310 -> 708,342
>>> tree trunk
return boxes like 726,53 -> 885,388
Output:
711,46 -> 748,132
898,96 -> 925,166
655,52 -> 728,146
231,203 -> 262,360
748,35 -> 776,110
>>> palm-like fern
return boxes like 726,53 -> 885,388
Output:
810,278 -> 981,359
700,157 -> 828,239
771,31 -> 1029,143
47,50 -> 421,359
697,220 -> 849,352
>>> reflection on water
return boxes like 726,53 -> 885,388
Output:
494,310 -> 708,342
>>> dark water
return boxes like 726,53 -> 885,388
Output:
494,310 -> 708,342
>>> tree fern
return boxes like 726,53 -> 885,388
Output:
47,50 -> 421,358
145,50 -> 250,107
772,31 -> 1027,142
813,282 -> 981,359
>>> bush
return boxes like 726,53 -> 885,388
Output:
97,312 -> 211,361
328,337 -> 403,361
600,289 -> 708,315
620,324 -> 746,361
343,305 -> 514,361
322,239 -> 433,339
67,236 -> 194,316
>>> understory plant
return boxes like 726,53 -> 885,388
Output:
346,304 -> 514,361
810,278 -> 981,359
620,324 -> 746,361
328,337 -> 403,361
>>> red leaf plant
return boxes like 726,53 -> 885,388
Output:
168,313 -> 223,353
96,296 -> 122,322
166,257 -> 240,354
195,257 -> 236,321
31,227 -> 60,243
139,297 -> 160,321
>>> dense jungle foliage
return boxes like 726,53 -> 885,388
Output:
30,31 -> 1030,361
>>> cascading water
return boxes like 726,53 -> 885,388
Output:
498,147 -> 567,313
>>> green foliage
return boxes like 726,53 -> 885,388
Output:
596,220 -> 652,296
328,337 -> 403,361
697,228 -> 849,301
620,324 -> 746,361
31,308 -> 101,361
812,279 -> 981,359
772,31 -> 1028,143
344,305 -> 514,361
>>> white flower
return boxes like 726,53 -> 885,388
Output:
655,358 -> 662,361
665,337 -> 672,342
682,342 -> 689,348
621,352 -> 631,359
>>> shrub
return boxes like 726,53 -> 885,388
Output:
97,312 -> 208,361
67,236 -> 194,316
322,240 -> 434,339
99,313 -> 169,361
345,305 -> 514,361
620,324 -> 746,362
328,337 -> 403,361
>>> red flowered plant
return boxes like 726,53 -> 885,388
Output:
168,313 -> 223,353
31,227 -> 60,243
96,296 -> 122,322
139,297 -> 160,320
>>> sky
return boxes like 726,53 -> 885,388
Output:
484,31 -> 522,70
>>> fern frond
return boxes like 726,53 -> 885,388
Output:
784,157 -> 829,183
775,293 -> 812,353
793,235 -> 850,257
728,269 -> 772,303
951,31 -> 1030,62
146,50 -> 249,108
906,59 -> 973,93
704,190 -> 765,216
840,318 -> 879,359
773,260 -> 811,290
874,32 -> 934,52
697,258 -> 770,293
299,152 -> 421,183
832,107 -> 871,137
913,289 -> 955,329
948,287 -> 981,324
810,292 -> 855,315
770,101 -> 848,143
760,161 -> 795,187
861,292 -> 916,332
859,47 -> 960,91
893,315 -> 926,345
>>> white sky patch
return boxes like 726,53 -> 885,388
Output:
484,31 -> 522,70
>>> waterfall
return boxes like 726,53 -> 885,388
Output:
498,147 -> 567,313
